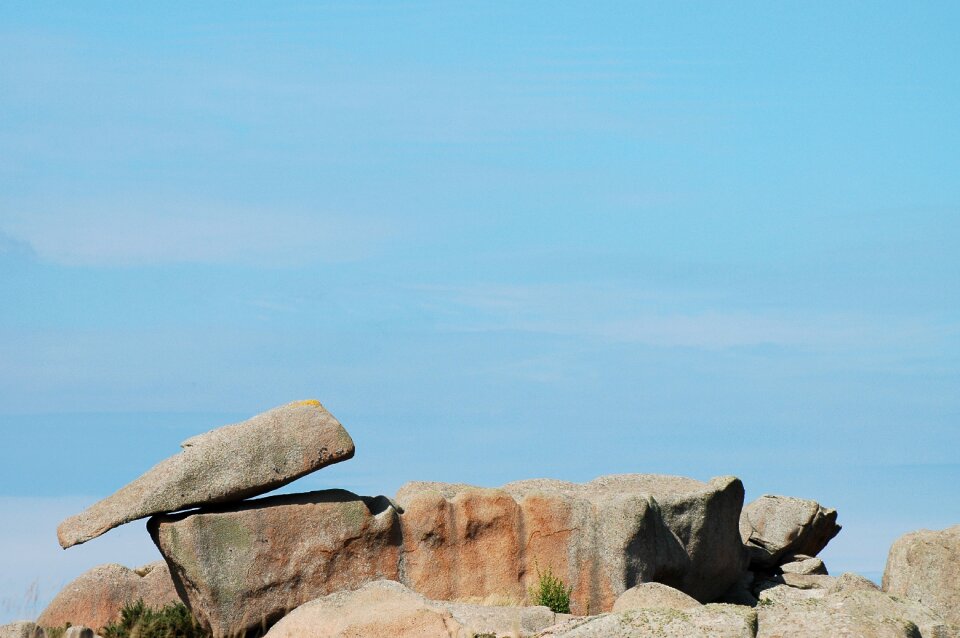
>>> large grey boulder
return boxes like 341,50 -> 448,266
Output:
37,561 -> 180,631
883,525 -> 960,627
756,576 -> 957,638
149,489 -> 401,638
0,623 -> 44,638
397,474 -> 747,613
739,494 -> 841,569
262,580 -> 567,638
58,400 -> 354,548
263,580 -> 463,638
536,605 -> 758,638
612,582 -> 702,612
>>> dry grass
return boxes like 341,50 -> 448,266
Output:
453,593 -> 527,608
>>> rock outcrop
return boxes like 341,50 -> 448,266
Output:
739,495 -> 840,569
883,524 -> 960,628
612,582 -> 702,612
37,562 -> 180,631
397,474 -> 747,613
537,605 -> 758,638
58,400 -> 355,548
149,489 -> 401,638
756,573 -> 956,638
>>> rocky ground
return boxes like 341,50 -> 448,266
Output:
3,401 -> 958,638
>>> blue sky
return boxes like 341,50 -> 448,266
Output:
1,1 -> 959,622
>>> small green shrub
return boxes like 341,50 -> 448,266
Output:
101,599 -> 209,638
529,565 -> 573,614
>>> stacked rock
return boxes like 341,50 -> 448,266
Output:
12,399 -> 956,638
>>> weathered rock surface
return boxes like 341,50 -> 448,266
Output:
262,580 -> 463,638
779,554 -> 827,575
37,562 -> 180,631
537,605 -> 758,638
63,628 -> 94,638
58,400 -> 354,548
149,489 -> 401,638
756,577 -> 956,638
883,525 -> 960,628
740,495 -> 841,569
612,582 -> 702,612
397,474 -> 747,613
0,622 -> 44,638
435,599 -> 569,637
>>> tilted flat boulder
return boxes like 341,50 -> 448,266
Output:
779,554 -> 828,575
149,490 -> 401,638
37,561 -> 180,631
57,400 -> 354,548
396,474 -> 747,614
739,494 -> 840,569
883,524 -> 960,628
537,605 -> 758,638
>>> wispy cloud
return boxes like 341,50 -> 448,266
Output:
1,202 -> 393,267
417,283 -> 952,350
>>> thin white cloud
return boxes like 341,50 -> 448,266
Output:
419,283 -> 951,350
1,202 -> 393,267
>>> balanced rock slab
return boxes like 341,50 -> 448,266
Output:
538,605 -> 758,638
37,562 -> 180,631
57,400 -> 354,548
396,474 -> 747,614
149,489 -> 401,638
739,494 -> 840,569
883,524 -> 960,628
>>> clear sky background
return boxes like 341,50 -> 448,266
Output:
1,1 -> 958,623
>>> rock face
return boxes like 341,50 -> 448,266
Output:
58,400 -> 355,548
740,495 -> 840,569
612,582 -> 702,612
538,605 -> 758,638
263,580 -> 464,638
63,628 -> 94,638
883,525 -> 960,628
396,474 -> 747,613
756,575 -> 956,638
0,622 -> 44,638
149,489 -> 401,638
37,562 -> 180,631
